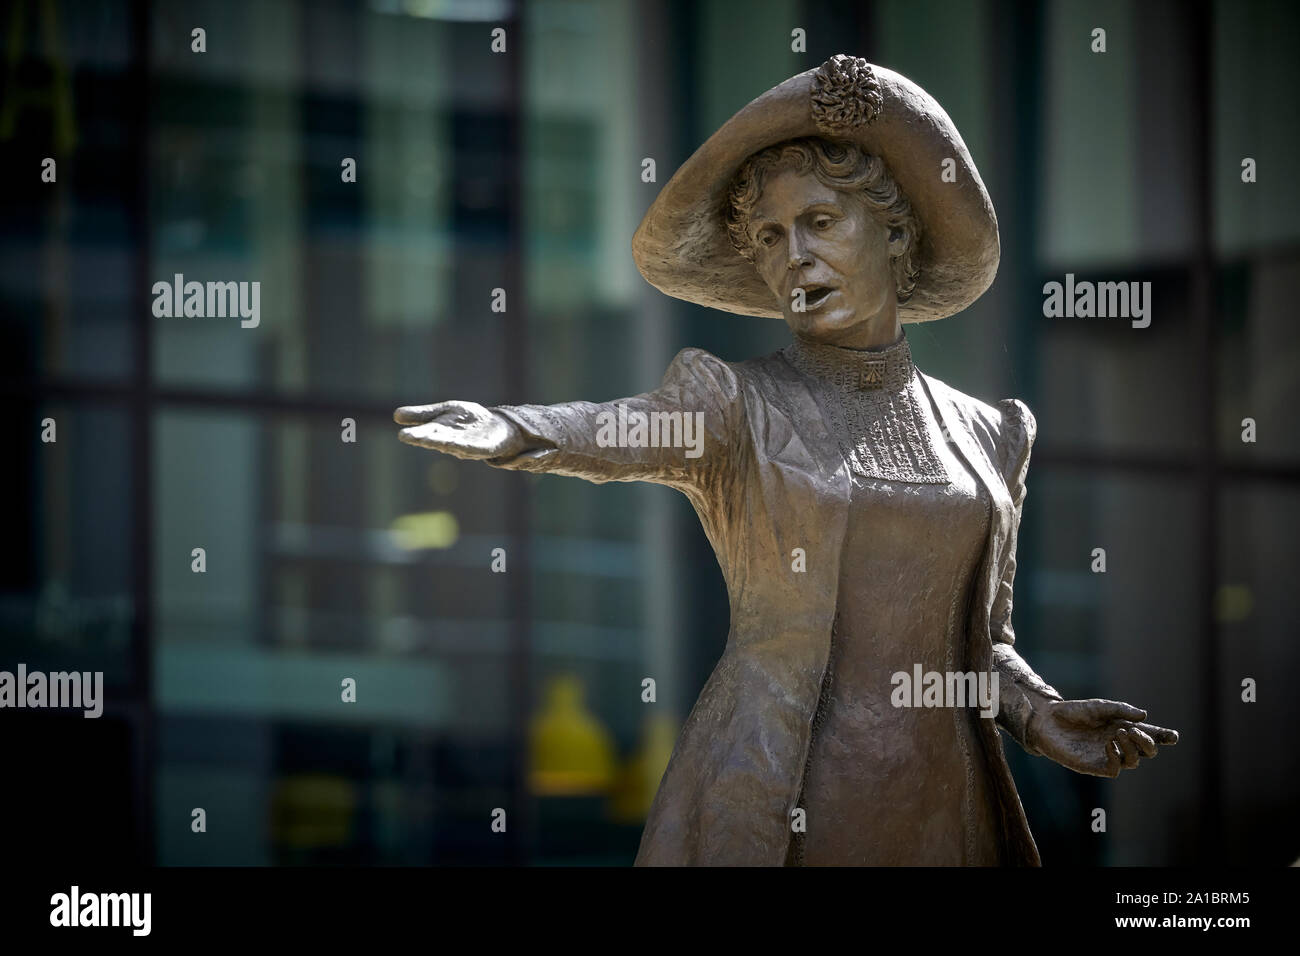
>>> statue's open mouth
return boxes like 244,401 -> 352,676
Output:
803,285 -> 835,310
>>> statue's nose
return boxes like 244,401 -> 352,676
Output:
786,245 -> 813,271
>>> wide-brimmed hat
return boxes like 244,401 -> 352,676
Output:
632,55 -> 999,323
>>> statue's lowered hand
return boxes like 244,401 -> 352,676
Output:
1029,698 -> 1179,778
395,401 -> 526,460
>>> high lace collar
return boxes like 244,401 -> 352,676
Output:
783,333 -> 915,393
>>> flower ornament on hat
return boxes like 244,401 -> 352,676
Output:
810,54 -> 883,135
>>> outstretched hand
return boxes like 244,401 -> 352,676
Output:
1030,698 -> 1178,778
394,401 -> 527,460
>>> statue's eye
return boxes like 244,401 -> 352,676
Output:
814,217 -> 834,230
758,229 -> 778,247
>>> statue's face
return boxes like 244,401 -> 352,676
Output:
748,167 -> 896,342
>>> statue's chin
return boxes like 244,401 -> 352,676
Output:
785,306 -> 861,341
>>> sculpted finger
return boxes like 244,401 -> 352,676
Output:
397,423 -> 468,454
394,403 -> 452,425
1136,722 -> 1179,746
1114,729 -> 1142,769
1060,698 -> 1147,727
1126,725 -> 1159,758
397,423 -> 440,448
1103,739 -> 1123,778
1089,699 -> 1148,723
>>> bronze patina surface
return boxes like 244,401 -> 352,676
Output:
395,55 -> 1178,866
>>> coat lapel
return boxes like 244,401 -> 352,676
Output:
917,372 -> 1013,613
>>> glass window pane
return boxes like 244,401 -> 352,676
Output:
1219,481 -> 1300,864
0,4 -> 138,383
149,2 -> 516,402
1034,272 -> 1204,456
1019,469 -> 1199,864
1218,255 -> 1300,465
152,407 -> 530,862
1213,0 -> 1300,255
1,401 -> 135,686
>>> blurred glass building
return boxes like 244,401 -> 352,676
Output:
2,0 -> 1298,865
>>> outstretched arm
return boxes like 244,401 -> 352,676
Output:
395,347 -> 744,494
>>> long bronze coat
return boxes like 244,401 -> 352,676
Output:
490,345 -> 1045,866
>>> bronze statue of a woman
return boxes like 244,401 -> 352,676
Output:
395,55 -> 1178,866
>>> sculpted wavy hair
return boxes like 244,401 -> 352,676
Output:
724,137 -> 921,304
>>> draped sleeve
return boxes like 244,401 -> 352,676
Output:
989,398 -> 1063,754
483,347 -> 745,498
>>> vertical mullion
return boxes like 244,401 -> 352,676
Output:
128,0 -> 155,866
1191,0 -> 1224,864
503,4 -> 534,865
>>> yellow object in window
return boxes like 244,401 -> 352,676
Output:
528,675 -> 616,797
608,713 -> 679,823
270,773 -> 357,849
